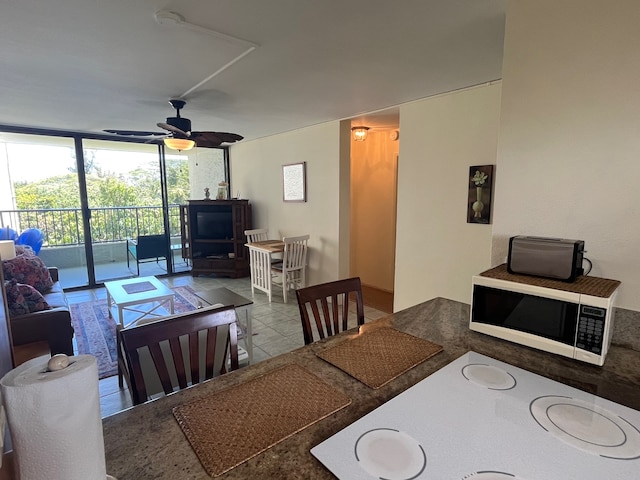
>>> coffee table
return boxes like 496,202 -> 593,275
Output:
104,276 -> 174,328
192,287 -> 254,364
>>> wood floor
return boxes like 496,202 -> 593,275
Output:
361,283 -> 394,313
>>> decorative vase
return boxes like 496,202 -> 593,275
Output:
472,186 -> 484,218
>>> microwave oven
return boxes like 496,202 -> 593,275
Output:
470,275 -> 618,366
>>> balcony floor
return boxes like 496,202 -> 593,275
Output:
57,252 -> 190,290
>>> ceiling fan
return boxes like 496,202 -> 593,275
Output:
104,99 -> 243,150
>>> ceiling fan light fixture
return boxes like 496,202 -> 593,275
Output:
351,126 -> 369,141
164,138 -> 196,151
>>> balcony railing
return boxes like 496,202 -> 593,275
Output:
0,205 -> 182,247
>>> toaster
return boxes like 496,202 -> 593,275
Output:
507,236 -> 585,282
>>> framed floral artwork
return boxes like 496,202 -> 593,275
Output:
467,165 -> 494,224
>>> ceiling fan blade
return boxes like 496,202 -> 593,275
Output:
104,129 -> 167,136
157,122 -> 189,136
106,100 -> 243,148
194,136 -> 223,148
192,131 -> 244,144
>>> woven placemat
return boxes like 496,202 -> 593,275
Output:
480,264 -> 620,298
173,363 -> 351,477
316,326 -> 443,389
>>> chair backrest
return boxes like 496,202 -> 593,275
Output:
136,234 -> 167,260
119,305 -> 239,405
295,277 -> 365,345
281,234 -> 309,273
244,228 -> 269,243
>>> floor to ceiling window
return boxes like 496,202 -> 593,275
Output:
0,133 -> 89,286
81,139 -> 169,284
0,127 -> 229,289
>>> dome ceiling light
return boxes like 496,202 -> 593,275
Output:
163,138 -> 196,151
351,126 -> 369,141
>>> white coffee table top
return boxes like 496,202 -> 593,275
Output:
104,276 -> 173,306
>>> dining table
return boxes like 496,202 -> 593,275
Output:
101,296 -> 640,479
245,239 -> 285,253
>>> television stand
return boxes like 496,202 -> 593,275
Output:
180,199 -> 252,278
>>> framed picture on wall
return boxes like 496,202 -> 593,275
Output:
282,162 -> 307,202
467,165 -> 494,224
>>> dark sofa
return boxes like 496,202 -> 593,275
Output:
9,267 -> 74,356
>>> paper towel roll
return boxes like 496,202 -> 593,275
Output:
0,354 -> 107,480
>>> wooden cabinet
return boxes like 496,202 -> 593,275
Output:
180,200 -> 252,278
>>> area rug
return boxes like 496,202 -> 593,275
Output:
70,285 -> 203,379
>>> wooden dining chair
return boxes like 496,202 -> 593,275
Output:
244,228 -> 269,243
295,277 -> 365,345
118,304 -> 240,405
271,234 -> 309,303
245,228 -> 282,267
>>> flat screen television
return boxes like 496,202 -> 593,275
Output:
194,208 -> 233,240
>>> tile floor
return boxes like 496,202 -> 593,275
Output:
65,273 -> 388,418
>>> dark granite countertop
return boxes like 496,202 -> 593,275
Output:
103,297 -> 640,479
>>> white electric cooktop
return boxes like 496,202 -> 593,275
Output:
311,351 -> 640,480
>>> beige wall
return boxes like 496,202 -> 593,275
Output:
492,0 -> 640,310
350,130 -> 399,292
230,85 -> 501,308
228,0 -> 640,314
229,122 -> 345,286
394,83 -> 502,310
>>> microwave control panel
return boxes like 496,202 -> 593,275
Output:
576,305 -> 606,354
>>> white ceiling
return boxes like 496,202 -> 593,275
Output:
0,0 -> 506,142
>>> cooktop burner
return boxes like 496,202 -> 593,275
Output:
354,428 -> 426,480
462,472 -> 522,479
311,352 -> 640,479
462,364 -> 516,390
530,395 -> 640,459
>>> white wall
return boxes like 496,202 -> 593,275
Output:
229,122 -> 345,286
394,83 -> 502,310
0,146 -> 14,214
184,148 -> 226,200
492,0 -> 640,310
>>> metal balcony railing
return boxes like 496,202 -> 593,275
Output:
0,205 -> 182,247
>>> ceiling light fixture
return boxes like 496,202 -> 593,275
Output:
351,126 -> 369,141
164,138 -> 196,151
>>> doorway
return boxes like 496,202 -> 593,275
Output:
349,117 -> 399,313
81,139 -> 170,284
